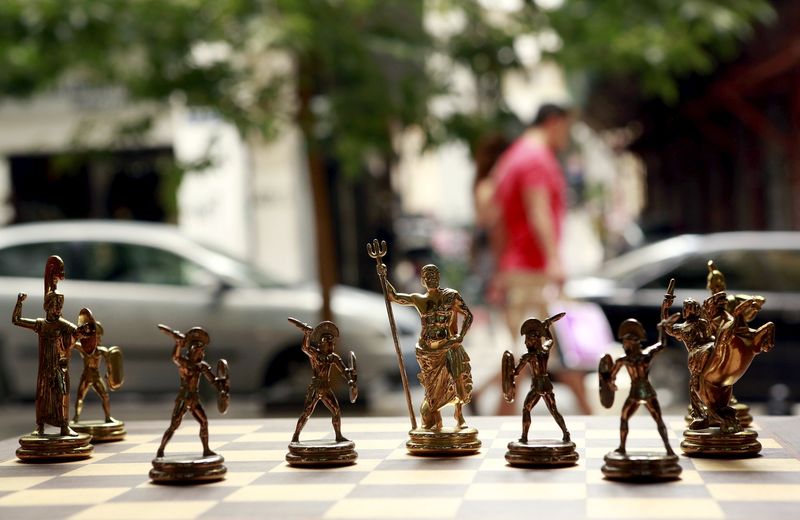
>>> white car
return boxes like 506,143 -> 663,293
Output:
0,221 -> 418,408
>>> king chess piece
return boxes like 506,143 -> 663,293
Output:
150,325 -> 230,483
14,256 -> 93,461
368,239 -> 480,456
661,270 -> 772,458
70,309 -> 126,442
285,318 -> 359,467
599,319 -> 681,481
502,315 -> 578,467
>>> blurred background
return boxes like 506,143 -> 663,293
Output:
0,0 -> 798,437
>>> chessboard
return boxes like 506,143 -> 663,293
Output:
1,415 -> 799,519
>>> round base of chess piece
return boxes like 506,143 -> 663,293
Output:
505,439 -> 578,467
71,419 -> 126,443
601,450 -> 682,482
731,402 -> 753,428
16,431 -> 93,462
150,453 -> 226,483
681,428 -> 761,457
406,427 -> 481,456
286,439 -> 358,467
684,405 -> 752,429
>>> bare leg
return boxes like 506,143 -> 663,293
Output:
454,403 -> 466,429
421,399 -> 442,430
644,398 -> 674,456
520,392 -> 540,443
157,401 -> 186,457
618,398 -> 639,454
320,390 -> 346,442
73,374 -> 91,423
543,392 -> 570,442
191,404 -> 213,456
292,388 -> 319,442
93,379 -> 112,423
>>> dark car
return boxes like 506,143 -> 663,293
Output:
566,232 -> 800,402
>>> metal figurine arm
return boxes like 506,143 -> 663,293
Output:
11,293 -> 36,330
513,353 -> 530,376
610,357 -> 624,383
383,277 -> 415,306
661,278 -> 677,321
455,295 -> 473,341
200,361 -> 216,383
331,353 -> 349,377
157,324 -> 185,365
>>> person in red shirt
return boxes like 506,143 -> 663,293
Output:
492,103 -> 591,414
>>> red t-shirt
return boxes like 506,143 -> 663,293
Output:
492,137 -> 565,272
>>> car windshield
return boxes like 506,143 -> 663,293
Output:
194,242 -> 282,288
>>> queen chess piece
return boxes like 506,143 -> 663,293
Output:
13,256 -> 94,461
502,315 -> 578,467
368,239 -> 480,456
150,325 -> 229,483
285,318 -> 359,467
70,309 -> 126,442
599,319 -> 681,481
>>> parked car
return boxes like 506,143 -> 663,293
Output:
0,221 -> 419,409
566,232 -> 800,402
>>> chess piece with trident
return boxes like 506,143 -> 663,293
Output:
368,239 -> 481,456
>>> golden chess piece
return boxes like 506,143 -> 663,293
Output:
13,256 -> 93,461
503,315 -> 578,467
599,319 -> 681,481
70,309 -> 126,442
285,317 -> 359,467
150,325 -> 229,483
662,267 -> 772,458
368,239 -> 480,456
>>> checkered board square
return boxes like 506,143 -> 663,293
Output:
1,416 -> 799,519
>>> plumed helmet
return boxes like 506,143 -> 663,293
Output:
185,327 -> 210,349
311,321 -> 339,346
617,319 -> 646,341
520,318 -> 547,337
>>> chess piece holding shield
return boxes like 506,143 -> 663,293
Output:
150,325 -> 229,483
503,314 -> 578,467
599,319 -> 682,481
71,308 -> 126,442
286,317 -> 358,467
13,256 -> 94,461
368,239 -> 480,456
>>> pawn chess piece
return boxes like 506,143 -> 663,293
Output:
368,242 -> 479,456
286,318 -> 358,467
70,309 -> 126,442
599,319 -> 681,481
150,325 -> 229,483
502,315 -> 578,467
13,256 -> 94,461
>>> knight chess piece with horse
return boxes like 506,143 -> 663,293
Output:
661,263 -> 775,458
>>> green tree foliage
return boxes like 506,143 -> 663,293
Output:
0,0 -> 774,163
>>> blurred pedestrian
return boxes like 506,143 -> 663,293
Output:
491,103 -> 592,415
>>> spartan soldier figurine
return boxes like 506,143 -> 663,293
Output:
378,261 -> 480,455
150,325 -> 229,483
598,319 -> 681,481
502,314 -> 578,467
71,309 -> 126,442
13,255 -> 94,461
285,318 -> 358,467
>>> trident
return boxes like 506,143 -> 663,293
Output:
367,239 -> 417,429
